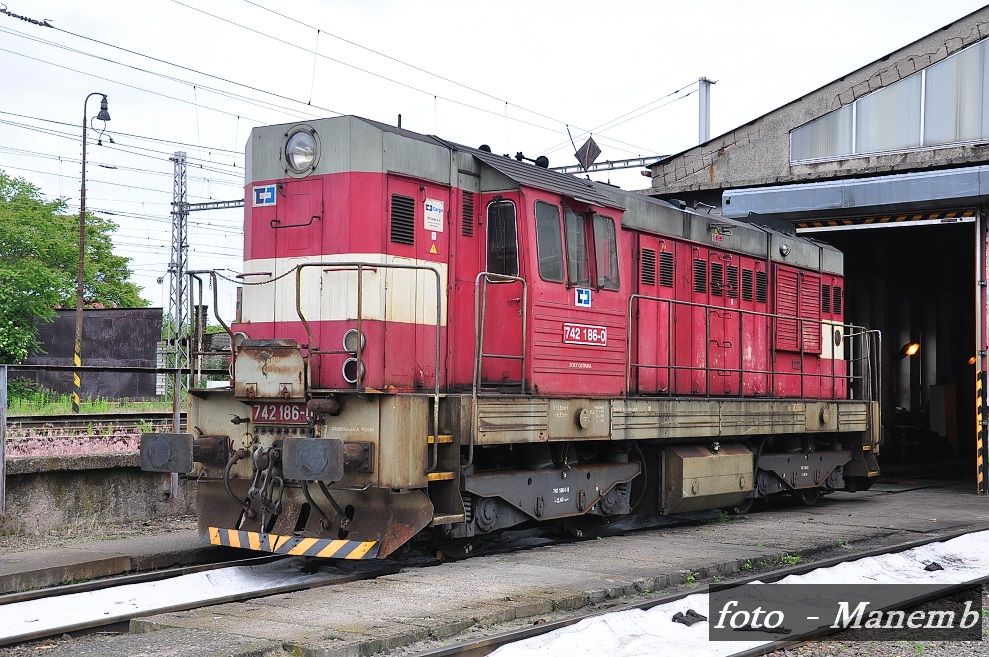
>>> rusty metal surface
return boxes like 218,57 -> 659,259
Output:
197,481 -> 432,559
233,340 -> 305,400
661,444 -> 753,514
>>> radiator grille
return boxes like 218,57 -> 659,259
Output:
742,269 -> 753,301
390,194 -> 415,245
755,270 -> 768,304
693,258 -> 707,294
833,286 -> 843,314
726,264 -> 739,299
640,248 -> 656,286
461,190 -> 474,237
710,262 -> 724,297
822,284 -> 831,313
659,251 -> 674,288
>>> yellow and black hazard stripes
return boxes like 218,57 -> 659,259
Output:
71,352 -> 82,414
795,208 -> 977,230
979,371 -> 988,495
207,526 -> 379,559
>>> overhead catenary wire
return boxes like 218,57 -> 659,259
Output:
168,0 -> 657,157
0,115 -> 245,173
1,162 -> 220,199
0,146 -> 241,187
0,25 -> 330,124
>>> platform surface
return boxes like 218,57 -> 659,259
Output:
7,480 -> 989,656
0,528 -> 217,594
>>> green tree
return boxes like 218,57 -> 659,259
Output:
0,171 -> 146,362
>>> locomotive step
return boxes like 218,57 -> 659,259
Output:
427,435 -> 454,444
429,513 -> 466,526
426,471 -> 457,482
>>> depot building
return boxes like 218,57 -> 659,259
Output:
646,6 -> 989,493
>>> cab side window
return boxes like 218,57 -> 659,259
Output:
564,208 -> 592,286
593,215 -> 619,290
487,200 -> 518,276
535,202 -> 564,282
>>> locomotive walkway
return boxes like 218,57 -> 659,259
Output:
8,480 -> 989,657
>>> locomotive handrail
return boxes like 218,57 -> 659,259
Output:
295,261 -> 444,474
186,270 -> 234,388
626,293 -> 879,403
470,272 -> 528,467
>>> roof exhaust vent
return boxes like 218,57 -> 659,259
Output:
479,144 -> 492,152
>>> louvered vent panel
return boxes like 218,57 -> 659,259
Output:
693,258 -> 707,294
775,268 -> 799,351
799,274 -> 822,353
659,251 -> 674,288
461,190 -> 475,237
710,262 -> 724,297
726,265 -> 739,298
640,248 -> 657,286
755,271 -> 768,304
390,194 -> 415,245
833,287 -> 843,315
822,284 -> 831,314
742,269 -> 753,301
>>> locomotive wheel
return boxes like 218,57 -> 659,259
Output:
798,488 -> 822,506
435,536 -> 477,561
561,515 -> 601,540
728,497 -> 755,515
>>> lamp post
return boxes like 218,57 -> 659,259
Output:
73,93 -> 110,414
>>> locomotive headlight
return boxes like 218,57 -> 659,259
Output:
342,328 -> 366,353
284,128 -> 318,175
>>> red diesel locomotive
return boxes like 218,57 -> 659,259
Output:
141,116 -> 881,560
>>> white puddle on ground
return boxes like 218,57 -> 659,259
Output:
492,530 -> 989,657
0,559 -> 337,644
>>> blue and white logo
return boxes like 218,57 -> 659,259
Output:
253,184 -> 277,207
575,288 -> 592,308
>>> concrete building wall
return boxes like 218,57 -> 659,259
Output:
650,6 -> 989,196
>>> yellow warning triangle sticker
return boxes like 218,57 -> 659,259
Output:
429,244 -> 438,254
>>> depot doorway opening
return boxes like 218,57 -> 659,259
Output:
817,222 -> 975,481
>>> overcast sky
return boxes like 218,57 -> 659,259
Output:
2,0 -> 986,318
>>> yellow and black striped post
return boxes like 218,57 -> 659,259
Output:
71,348 -> 81,414
978,370 -> 987,495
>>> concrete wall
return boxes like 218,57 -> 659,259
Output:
650,6 -> 989,196
1,454 -> 196,537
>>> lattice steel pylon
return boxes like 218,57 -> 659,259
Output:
168,151 -> 189,399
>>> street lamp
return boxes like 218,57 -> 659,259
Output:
72,93 -> 110,414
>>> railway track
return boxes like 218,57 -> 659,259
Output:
412,527 -> 989,657
6,411 -> 181,431
0,553 -> 400,646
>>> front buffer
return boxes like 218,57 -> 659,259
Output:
141,353 -> 437,560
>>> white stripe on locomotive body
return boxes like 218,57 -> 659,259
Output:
239,253 -> 448,326
821,320 -> 845,360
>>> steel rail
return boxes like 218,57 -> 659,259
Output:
410,523 -> 989,657
0,553 -> 280,606
0,556 -> 401,647
6,411 -> 180,430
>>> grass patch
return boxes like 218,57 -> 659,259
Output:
8,388 -> 170,416
780,553 -> 803,566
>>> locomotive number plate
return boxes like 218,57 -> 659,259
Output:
251,402 -> 309,425
562,323 -> 608,347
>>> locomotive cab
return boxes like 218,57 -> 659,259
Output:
141,116 -> 881,560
